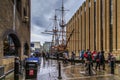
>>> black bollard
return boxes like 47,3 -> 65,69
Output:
19,60 -> 23,75
88,63 -> 91,75
57,52 -> 59,60
58,62 -> 62,79
111,60 -> 114,74
14,57 -> 20,80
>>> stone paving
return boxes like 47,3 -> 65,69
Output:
37,59 -> 59,80
37,58 -> 120,80
4,58 -> 120,80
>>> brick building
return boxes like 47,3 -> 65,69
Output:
0,0 -> 30,74
66,0 -> 120,58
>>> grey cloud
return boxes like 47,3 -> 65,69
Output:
31,0 -> 85,28
31,0 -> 85,44
31,0 -> 59,28
32,16 -> 46,28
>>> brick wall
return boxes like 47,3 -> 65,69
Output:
0,0 -> 30,69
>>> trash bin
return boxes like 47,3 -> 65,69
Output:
25,61 -> 38,79
26,57 -> 40,65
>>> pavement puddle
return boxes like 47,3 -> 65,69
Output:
65,74 -> 112,80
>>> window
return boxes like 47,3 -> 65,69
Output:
24,8 -> 27,16
101,0 -> 104,50
85,7 -> 86,12
109,0 -> 113,52
81,10 -> 82,50
16,0 -> 21,15
94,2 -> 96,50
89,2 -> 91,7
89,1 -> 90,49
84,6 -> 86,49
4,36 -> 16,56
24,43 -> 29,55
12,0 -> 14,3
110,0 -> 113,24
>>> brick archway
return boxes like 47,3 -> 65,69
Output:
2,29 -> 21,56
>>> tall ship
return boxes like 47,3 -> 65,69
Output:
42,0 -> 74,54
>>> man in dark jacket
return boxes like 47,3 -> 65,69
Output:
71,51 -> 75,65
99,51 -> 105,70
95,52 -> 100,70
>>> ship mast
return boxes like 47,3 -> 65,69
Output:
52,12 -> 59,47
42,11 -> 59,53
56,0 -> 69,45
42,0 -> 70,53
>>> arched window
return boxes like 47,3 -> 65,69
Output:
24,43 -> 29,55
16,0 -> 21,15
3,34 -> 21,56
3,36 -> 16,56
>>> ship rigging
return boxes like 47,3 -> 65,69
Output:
42,0 -> 74,53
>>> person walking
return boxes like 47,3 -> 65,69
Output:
79,50 -> 85,64
110,55 -> 116,74
95,52 -> 100,70
107,52 -> 112,66
79,50 -> 81,59
92,50 -> 97,61
84,50 -> 93,75
63,51 -> 68,64
99,51 -> 105,70
71,51 -> 75,65
42,51 -> 46,61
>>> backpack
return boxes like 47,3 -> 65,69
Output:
84,53 -> 88,58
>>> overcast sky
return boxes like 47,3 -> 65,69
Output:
31,0 -> 85,45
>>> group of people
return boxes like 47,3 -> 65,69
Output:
62,51 -> 76,64
79,49 -> 116,71
34,49 -> 116,72
62,49 -> 116,72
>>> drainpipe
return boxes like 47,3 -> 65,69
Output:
13,0 -> 16,31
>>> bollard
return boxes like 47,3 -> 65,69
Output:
88,62 -> 91,75
111,60 -> 114,74
14,57 -> 20,80
19,60 -> 23,75
58,62 -> 62,79
57,52 -> 59,61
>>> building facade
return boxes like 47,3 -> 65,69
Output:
31,42 -> 42,54
43,42 -> 52,53
0,0 -> 30,74
66,0 -> 120,58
